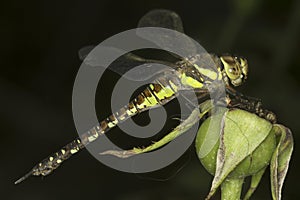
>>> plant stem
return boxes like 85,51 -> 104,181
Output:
221,177 -> 244,200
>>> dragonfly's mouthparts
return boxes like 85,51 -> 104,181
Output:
14,170 -> 33,185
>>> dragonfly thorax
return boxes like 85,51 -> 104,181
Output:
175,59 -> 207,89
220,55 -> 248,87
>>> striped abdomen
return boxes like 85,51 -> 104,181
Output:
80,75 -> 180,145
15,74 -> 181,183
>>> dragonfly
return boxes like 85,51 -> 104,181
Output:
15,9 -> 276,184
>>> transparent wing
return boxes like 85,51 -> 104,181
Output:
78,9 -> 184,61
136,9 -> 198,58
78,9 -> 186,61
78,9 -> 199,81
78,45 -> 176,81
137,9 -> 184,33
78,45 -> 95,61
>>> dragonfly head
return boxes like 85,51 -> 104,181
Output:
220,55 -> 248,87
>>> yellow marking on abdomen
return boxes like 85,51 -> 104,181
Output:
71,149 -> 78,154
61,149 -> 66,154
143,89 -> 159,105
150,83 -> 175,100
169,80 -> 179,92
126,102 -> 138,116
107,115 -> 118,128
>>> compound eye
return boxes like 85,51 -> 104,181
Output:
229,66 -> 239,75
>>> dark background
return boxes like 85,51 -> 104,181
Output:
1,0 -> 300,199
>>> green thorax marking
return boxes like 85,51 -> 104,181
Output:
176,54 -> 248,89
176,54 -> 220,89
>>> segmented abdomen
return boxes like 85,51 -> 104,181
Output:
29,74 -> 181,177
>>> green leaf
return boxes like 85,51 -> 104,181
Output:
197,109 -> 274,199
195,107 -> 227,175
270,124 -> 294,200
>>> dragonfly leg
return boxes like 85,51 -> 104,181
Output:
227,93 -> 277,123
226,86 -> 262,102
